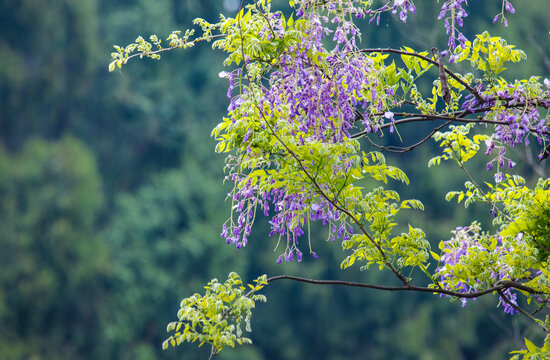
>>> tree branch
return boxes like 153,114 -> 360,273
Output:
365,120 -> 452,154
121,34 -> 226,65
497,289 -> 550,333
265,275 -> 545,299
351,105 -> 550,140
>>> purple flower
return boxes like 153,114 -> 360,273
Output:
438,0 -> 469,48
504,1 -> 515,13
500,290 -> 518,315
243,128 -> 251,142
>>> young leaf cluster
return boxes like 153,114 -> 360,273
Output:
162,272 -> 267,355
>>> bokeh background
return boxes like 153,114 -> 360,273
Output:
1,1 -> 549,359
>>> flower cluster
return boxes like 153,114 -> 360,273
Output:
219,1 -> 393,261
391,0 -> 417,23
484,140 -> 516,183
221,173 -> 257,250
436,223 -> 520,314
494,108 -> 541,146
492,0 -> 516,27
221,166 -> 353,262
462,78 -> 549,180
362,0 -> 417,25
437,0 -> 469,49
217,0 -> 549,264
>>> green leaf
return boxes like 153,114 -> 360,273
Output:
524,337 -> 538,353
287,14 -> 294,27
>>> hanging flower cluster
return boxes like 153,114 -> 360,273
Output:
437,0 -> 469,49
216,1 -> 399,262
436,223 -> 522,314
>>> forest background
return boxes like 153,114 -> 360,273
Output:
1,0 -> 549,359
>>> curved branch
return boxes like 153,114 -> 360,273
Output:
366,120 -> 452,153
265,275 -> 545,299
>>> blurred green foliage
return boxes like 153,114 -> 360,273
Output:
99,164 -> 252,360
0,0 -> 548,359
0,137 -> 108,359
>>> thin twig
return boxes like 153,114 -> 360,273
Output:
122,34 -> 226,64
446,143 -> 512,222
497,289 -> 550,333
208,344 -> 217,359
251,0 -> 277,38
531,301 -> 550,316
366,120 -> 452,153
